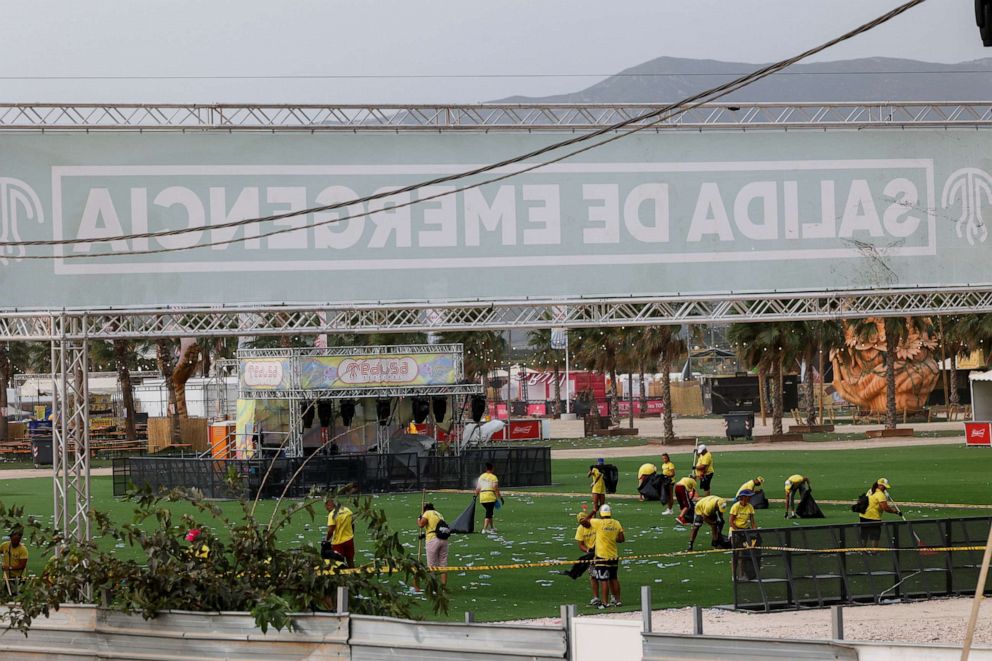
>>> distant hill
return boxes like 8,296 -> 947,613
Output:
494,56 -> 992,103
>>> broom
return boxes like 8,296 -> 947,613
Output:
413,488 -> 427,591
888,492 -> 935,555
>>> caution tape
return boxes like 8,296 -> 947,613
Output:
329,543 -> 988,575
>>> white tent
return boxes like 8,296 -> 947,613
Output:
969,370 -> 992,420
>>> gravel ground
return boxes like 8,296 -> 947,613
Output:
507,596 -> 992,646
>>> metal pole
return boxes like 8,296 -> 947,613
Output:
336,586 -> 349,614
464,611 -> 475,623
831,605 -> 844,640
564,332 -> 571,415
692,606 -> 703,635
961,522 -> 992,660
561,604 -> 576,661
641,585 -> 652,633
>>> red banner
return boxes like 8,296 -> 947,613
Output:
491,419 -> 543,441
965,422 -> 992,447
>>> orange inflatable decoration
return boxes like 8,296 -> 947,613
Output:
831,318 -> 939,413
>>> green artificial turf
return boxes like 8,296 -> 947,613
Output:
0,443 -> 989,622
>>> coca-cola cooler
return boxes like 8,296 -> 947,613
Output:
968,370 -> 992,447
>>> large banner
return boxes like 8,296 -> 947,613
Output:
0,130 -> 990,309
300,353 -> 458,389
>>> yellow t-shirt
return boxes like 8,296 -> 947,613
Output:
588,517 -> 623,560
694,495 -> 725,518
737,479 -> 763,497
591,468 -> 606,495
574,524 -> 597,550
477,472 -> 499,504
862,489 -> 889,521
327,506 -> 355,545
421,509 -> 444,542
661,461 -> 676,478
676,476 -> 697,491
637,463 -> 657,480
695,452 -> 714,476
0,541 -> 28,578
784,475 -> 805,493
729,501 -> 755,530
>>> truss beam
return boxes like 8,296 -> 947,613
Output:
0,288 -> 988,341
2,102 -> 992,131
51,316 -> 90,545
242,383 -> 484,401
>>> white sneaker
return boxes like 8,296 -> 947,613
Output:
589,597 -> 602,606
662,509 -> 672,515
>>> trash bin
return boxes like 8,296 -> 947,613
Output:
31,436 -> 53,468
724,411 -> 755,440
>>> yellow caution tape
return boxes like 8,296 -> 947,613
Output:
329,543 -> 987,575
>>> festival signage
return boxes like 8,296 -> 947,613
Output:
299,352 -> 458,390
238,358 -> 293,391
0,130 -> 991,309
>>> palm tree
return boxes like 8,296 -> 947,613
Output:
797,321 -> 844,425
636,326 -> 685,441
853,316 -> 932,430
527,329 -> 565,418
437,331 -> 506,392
729,323 -> 803,435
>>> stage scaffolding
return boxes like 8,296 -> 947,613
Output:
237,344 -> 483,458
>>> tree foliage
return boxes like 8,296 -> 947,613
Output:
0,484 -> 446,634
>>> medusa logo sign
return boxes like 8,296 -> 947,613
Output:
0,178 -> 44,264
941,167 -> 992,246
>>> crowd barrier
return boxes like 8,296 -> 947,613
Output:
112,446 -> 552,498
732,515 -> 992,611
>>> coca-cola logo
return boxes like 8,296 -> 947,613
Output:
242,360 -> 285,388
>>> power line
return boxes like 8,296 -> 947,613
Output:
0,68 -> 989,80
8,0 -> 930,258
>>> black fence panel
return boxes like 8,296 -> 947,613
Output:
733,516 -> 992,611
114,447 -> 552,499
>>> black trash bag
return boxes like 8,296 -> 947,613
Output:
566,550 -> 595,579
450,497 -> 477,534
638,473 -> 664,501
320,540 -> 346,564
712,534 -> 733,549
750,490 -> 770,510
603,464 -> 620,494
797,490 -> 825,518
659,476 -> 673,504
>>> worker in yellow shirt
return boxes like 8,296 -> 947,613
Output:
660,453 -> 677,515
858,478 -> 899,547
475,463 -> 502,533
184,528 -> 210,559
636,462 -> 657,501
687,495 -> 728,551
325,496 -> 356,568
417,503 -> 449,586
1,527 -> 28,596
588,458 -> 607,512
693,444 -> 715,495
729,491 -> 757,579
674,476 -> 697,525
736,476 -> 764,500
562,509 -> 599,604
580,505 -> 625,609
784,474 -> 811,519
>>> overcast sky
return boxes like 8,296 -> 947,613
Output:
1,0 -> 988,104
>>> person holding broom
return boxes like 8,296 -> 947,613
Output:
858,478 -> 899,548
588,458 -> 608,512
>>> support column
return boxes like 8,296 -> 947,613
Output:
52,314 -> 91,545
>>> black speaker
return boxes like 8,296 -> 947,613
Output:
412,397 -> 430,424
470,395 -> 486,423
317,401 -> 333,428
376,399 -> 392,426
301,402 -> 315,429
340,399 -> 356,427
431,396 -> 448,423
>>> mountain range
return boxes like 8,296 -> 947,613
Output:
495,56 -> 992,103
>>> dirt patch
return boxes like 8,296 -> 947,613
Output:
508,596 -> 992,645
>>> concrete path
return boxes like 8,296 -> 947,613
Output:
0,467 -> 113,481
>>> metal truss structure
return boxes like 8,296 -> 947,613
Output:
4,101 -> 988,545
237,344 -> 479,456
1,101 -> 992,131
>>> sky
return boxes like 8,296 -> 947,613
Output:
1,0 -> 989,104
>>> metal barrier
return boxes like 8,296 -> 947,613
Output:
641,633 -> 858,660
350,615 -> 568,661
733,516 -> 992,611
113,447 -> 552,498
